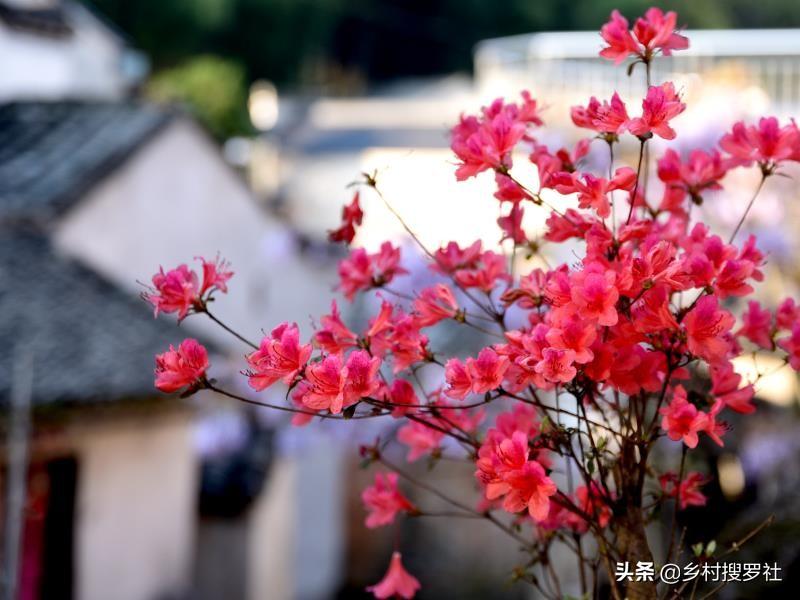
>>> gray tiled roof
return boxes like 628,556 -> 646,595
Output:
0,101 -> 172,223
0,230 -> 185,408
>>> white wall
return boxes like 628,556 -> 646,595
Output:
70,410 -> 197,600
53,118 -> 337,352
0,6 -> 129,102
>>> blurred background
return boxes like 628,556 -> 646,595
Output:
1,0 -> 800,598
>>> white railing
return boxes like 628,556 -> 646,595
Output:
475,29 -> 800,119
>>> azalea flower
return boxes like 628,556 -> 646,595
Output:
362,473 -> 415,528
154,339 -> 209,393
720,117 -> 800,168
144,256 -> 233,320
627,83 -> 686,140
599,7 -> 688,64
328,191 -> 363,244
367,552 -> 420,599
660,471 -> 708,509
659,386 -> 706,448
247,322 -> 312,390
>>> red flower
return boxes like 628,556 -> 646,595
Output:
154,339 -> 209,393
778,322 -> 800,370
660,471 -> 708,510
453,250 -> 510,292
338,242 -> 408,300
570,265 -> 620,326
627,83 -> 686,140
367,552 -> 420,600
720,117 -> 800,168
497,202 -> 526,244
555,167 -> 636,218
328,191 -> 364,244
247,323 -> 312,391
388,379 -> 419,417
467,348 -> 510,393
315,301 -> 358,355
198,255 -> 234,296
144,257 -> 233,320
444,358 -> 473,399
571,93 -> 630,135
397,420 -> 444,462
711,363 -> 755,414
632,8 -> 689,57
657,148 -> 729,207
600,8 -> 688,64
683,295 -> 735,364
659,386 -> 706,448
413,284 -> 459,327
599,10 -> 640,64
534,348 -> 577,384
737,300 -> 774,350
362,472 -> 415,528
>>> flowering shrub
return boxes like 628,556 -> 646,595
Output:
146,8 -> 798,599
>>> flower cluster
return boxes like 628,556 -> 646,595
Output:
148,8 -> 800,599
143,256 -> 232,320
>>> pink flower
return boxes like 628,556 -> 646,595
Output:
534,348 -> 577,384
388,379 -> 419,417
502,460 -> 558,520
144,264 -> 199,320
467,348 -> 510,393
776,298 -> 800,330
659,386 -> 706,448
570,266 -> 619,326
315,301 -> 358,355
299,351 -> 380,414
599,10 -> 640,64
328,191 -> 363,244
300,354 -> 344,413
778,322 -> 800,370
660,471 -> 708,510
494,172 -> 532,202
657,148 -> 729,206
632,8 -> 689,57
453,251 -> 510,292
701,399 -> 726,447
338,248 -> 373,300
397,420 -> 444,461
413,284 -> 459,327
338,243 -> 408,300
720,117 -> 800,167
451,94 -> 543,180
475,430 -> 557,520
198,255 -> 234,296
432,240 -> 482,274
497,202 -> 526,243
737,300 -> 773,349
247,323 -> 313,391
545,315 -> 597,363
711,363 -> 755,414
154,339 -> 209,393
341,350 -> 383,408
367,552 -> 420,600
444,358 -> 473,399
555,167 -> 636,218
571,93 -> 630,135
362,473 -> 415,528
144,257 -> 233,320
683,296 -> 735,364
627,82 -> 686,140
599,8 -> 688,64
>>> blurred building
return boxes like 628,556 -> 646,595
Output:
1,3 -> 346,599
0,0 -> 146,102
